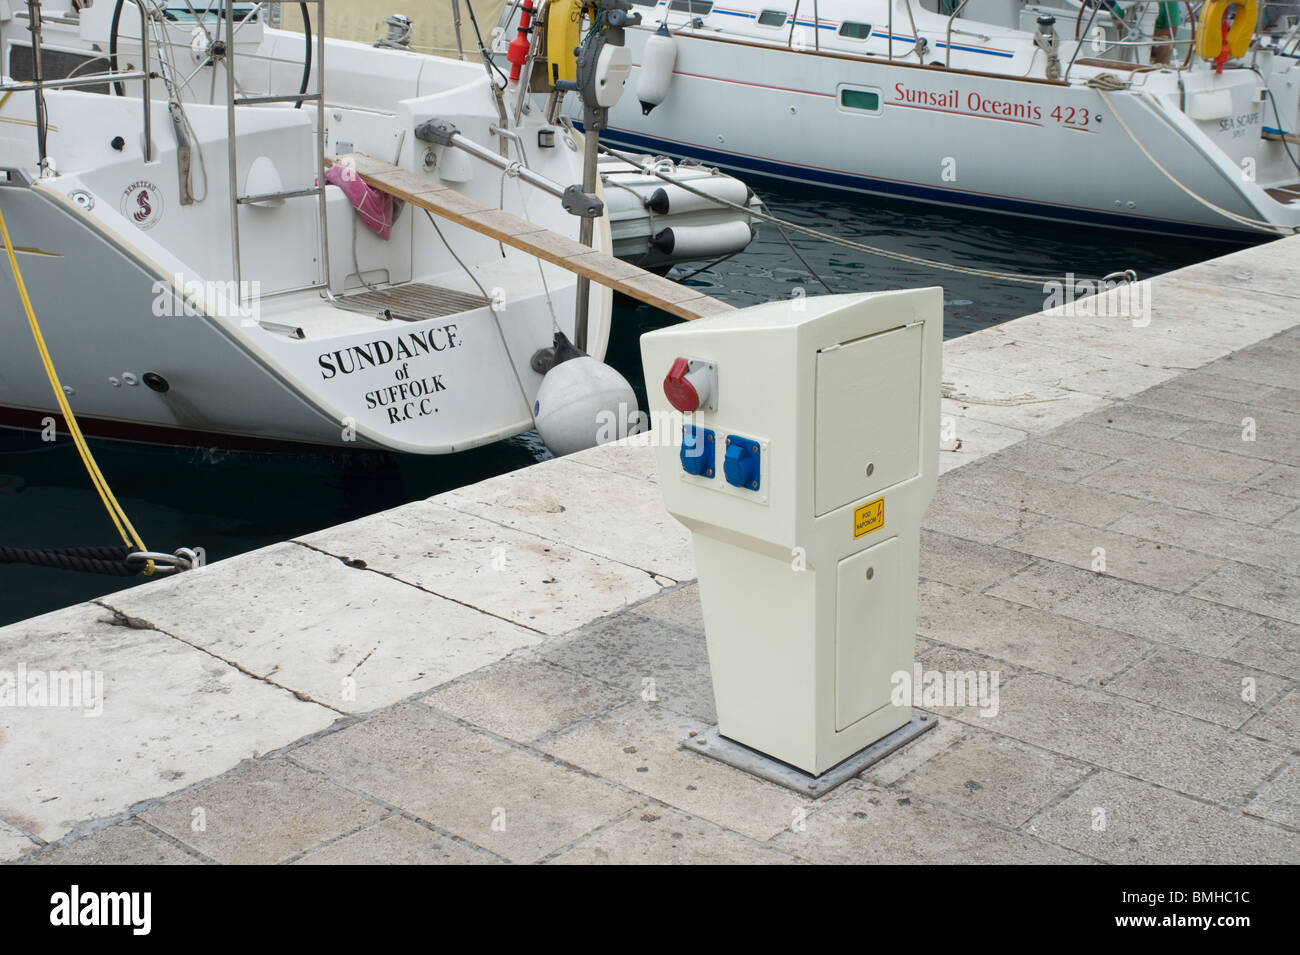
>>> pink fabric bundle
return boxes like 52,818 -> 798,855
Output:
325,164 -> 395,240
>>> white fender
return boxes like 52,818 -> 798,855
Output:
649,221 -> 756,260
535,356 -> 641,456
645,178 -> 752,215
636,23 -> 677,115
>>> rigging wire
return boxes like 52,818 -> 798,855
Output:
1249,65 -> 1300,176
465,0 -> 513,89
596,144 -> 1108,286
1095,87 -> 1299,235
424,210 -> 537,417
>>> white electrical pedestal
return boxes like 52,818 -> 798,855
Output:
641,289 -> 942,794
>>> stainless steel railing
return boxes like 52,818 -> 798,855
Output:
2,0 -> 154,171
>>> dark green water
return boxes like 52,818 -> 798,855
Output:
0,179 -> 1251,625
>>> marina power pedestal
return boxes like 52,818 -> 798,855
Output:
641,289 -> 942,792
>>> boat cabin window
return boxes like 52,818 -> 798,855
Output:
669,0 -> 714,13
7,45 -> 111,95
757,9 -> 789,26
162,4 -> 261,22
838,21 -> 873,39
839,88 -> 881,112
629,0 -> 660,6
917,0 -> 963,12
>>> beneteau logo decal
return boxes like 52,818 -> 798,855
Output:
120,180 -> 163,231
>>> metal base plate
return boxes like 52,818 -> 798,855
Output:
682,713 -> 937,798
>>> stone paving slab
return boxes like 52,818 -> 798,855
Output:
992,440 -> 1119,484
290,704 -> 640,864
28,823 -> 199,866
0,822 -> 36,864
861,713 -> 968,787
937,462 -> 1146,527
770,783 -> 1093,864
1157,370 -> 1279,405
987,560 -> 1274,656
893,730 -> 1094,828
1179,420 -> 1300,470
139,760 -> 385,865
0,603 -> 336,853
1226,619 -> 1300,680
435,457 -> 696,581
423,656 -> 628,744
538,703 -> 800,843
626,582 -> 706,634
937,414 -> 1032,476
291,814 -> 499,865
917,530 -> 1036,593
1081,460 -> 1298,526
975,673 -> 1291,808
1104,647 -> 1286,730
1246,763 -> 1299,830
1041,422 -> 1274,483
1248,689 -> 1300,746
298,502 -> 670,636
1251,464 -> 1300,499
1029,772 -> 1297,865
916,580 -> 1150,685
921,488 -> 1048,545
1133,384 -> 1300,436
1077,402 -> 1202,440
102,542 -> 544,715
940,365 -> 1108,434
4,236 -> 1299,864
1191,561 -> 1300,625
998,517 -> 1226,592
548,806 -> 804,865
538,612 -> 717,723
1258,386 -> 1300,415
1175,242 -> 1300,298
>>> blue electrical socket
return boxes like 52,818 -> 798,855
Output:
724,435 -> 760,491
680,426 -> 715,478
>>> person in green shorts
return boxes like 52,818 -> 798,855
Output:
1087,1 -> 1182,65
1150,2 -> 1182,65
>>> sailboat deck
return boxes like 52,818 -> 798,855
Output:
333,154 -> 736,322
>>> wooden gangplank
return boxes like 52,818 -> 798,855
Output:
331,154 -> 736,322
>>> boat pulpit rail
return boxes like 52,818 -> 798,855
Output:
1063,1 -> 1206,81
3,0 -> 155,171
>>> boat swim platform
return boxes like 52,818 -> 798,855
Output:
330,153 -> 737,323
339,282 -> 489,322
2,236 -> 1298,864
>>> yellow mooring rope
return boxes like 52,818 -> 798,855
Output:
0,198 -> 155,575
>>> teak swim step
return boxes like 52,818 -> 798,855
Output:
329,154 -> 737,322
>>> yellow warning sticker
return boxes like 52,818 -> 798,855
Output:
853,497 -> 885,539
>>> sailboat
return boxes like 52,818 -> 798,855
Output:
523,0 -> 1300,239
0,1 -> 722,452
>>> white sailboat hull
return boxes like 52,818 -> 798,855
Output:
602,23 -> 1300,240
0,20 -> 615,453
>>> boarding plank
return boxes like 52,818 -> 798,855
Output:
329,154 -> 735,321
